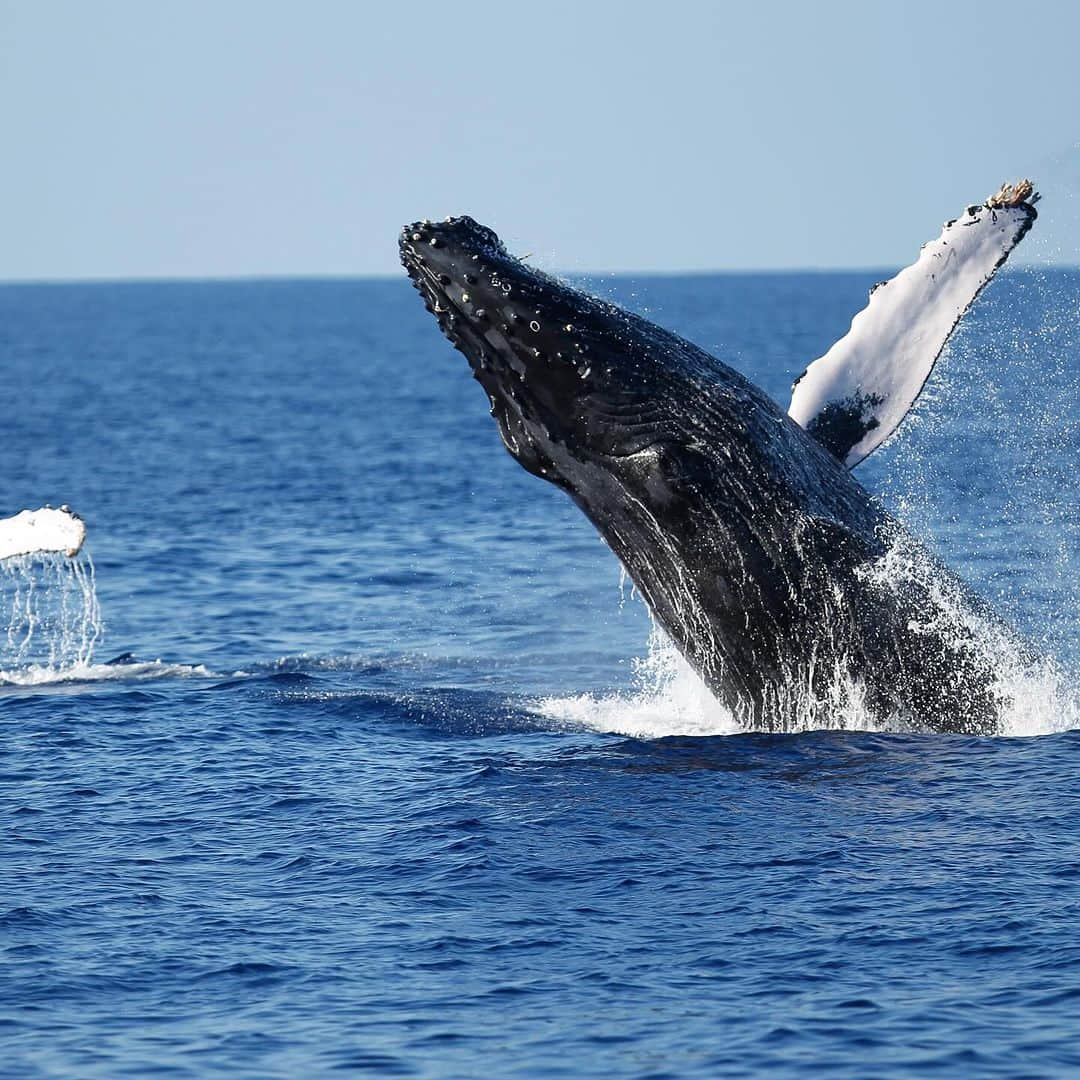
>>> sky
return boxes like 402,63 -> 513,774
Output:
1,0 -> 1078,280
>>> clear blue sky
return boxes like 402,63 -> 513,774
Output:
2,0 -> 1077,280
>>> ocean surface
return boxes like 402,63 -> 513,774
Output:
1,267 -> 1078,1077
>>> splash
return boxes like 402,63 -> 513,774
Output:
0,657 -> 216,688
856,533 -> 1078,738
538,623 -> 740,738
0,551 -> 103,678
537,622 -> 885,739
537,620 -> 883,740
538,533 -> 1079,740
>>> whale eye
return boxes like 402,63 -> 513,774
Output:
653,440 -> 712,494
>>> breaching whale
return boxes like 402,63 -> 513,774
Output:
399,182 -> 1038,734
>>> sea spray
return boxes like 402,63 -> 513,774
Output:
538,532 -> 1078,739
537,620 -> 740,739
0,551 -> 103,678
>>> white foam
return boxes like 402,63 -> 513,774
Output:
0,658 -> 217,687
996,658 -> 1078,737
0,506 -> 86,561
536,542 -> 1079,741
856,533 -> 1078,737
536,626 -> 892,739
538,625 -> 742,738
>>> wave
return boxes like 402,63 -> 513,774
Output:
0,658 -> 218,688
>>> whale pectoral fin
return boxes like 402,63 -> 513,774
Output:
0,506 -> 87,561
788,181 -> 1038,468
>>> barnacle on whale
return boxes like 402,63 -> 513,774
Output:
986,179 -> 1036,209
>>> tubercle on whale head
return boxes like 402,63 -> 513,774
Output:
984,178 -> 1038,210
399,215 -> 680,483
398,216 -> 603,379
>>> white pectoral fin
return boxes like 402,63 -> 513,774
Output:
0,506 -> 87,561
788,180 -> 1038,468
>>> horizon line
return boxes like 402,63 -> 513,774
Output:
0,260 -> 1074,288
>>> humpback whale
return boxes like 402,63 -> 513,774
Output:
399,183 -> 1038,734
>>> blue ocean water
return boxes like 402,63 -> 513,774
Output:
1,268 -> 1078,1077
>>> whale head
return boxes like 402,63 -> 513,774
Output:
399,215 -> 694,487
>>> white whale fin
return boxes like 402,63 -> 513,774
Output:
788,180 -> 1038,468
0,506 -> 87,561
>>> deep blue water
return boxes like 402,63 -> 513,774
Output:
1,269 -> 1078,1077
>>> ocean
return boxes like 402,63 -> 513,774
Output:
1,268 -> 1077,1077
